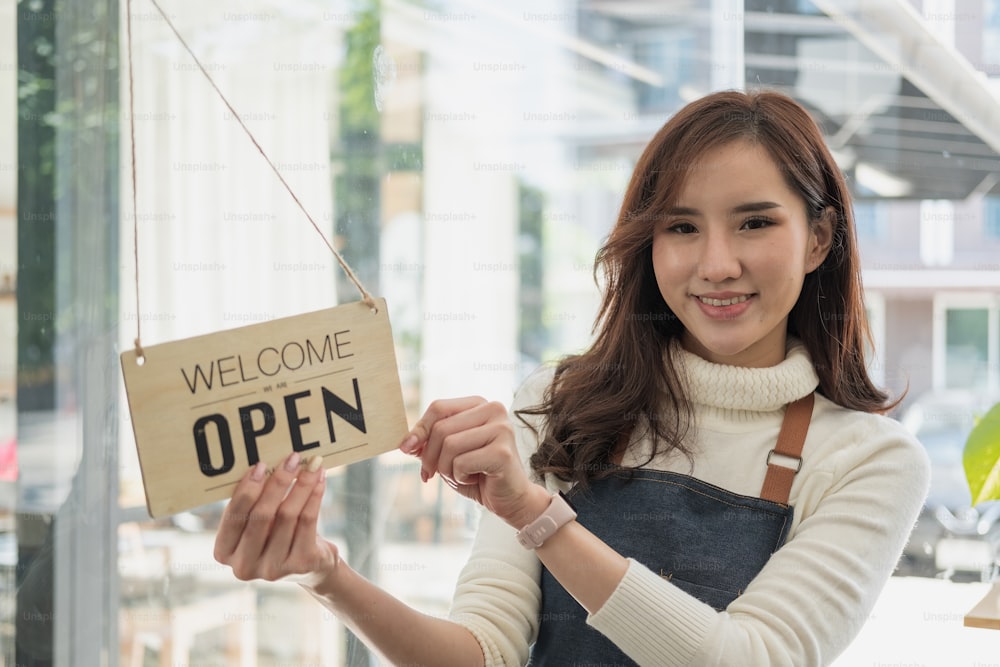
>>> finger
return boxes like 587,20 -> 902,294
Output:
228,452 -> 305,575
399,433 -> 423,455
259,456 -> 326,577
287,470 -> 331,574
451,434 -> 520,484
215,461 -> 268,562
403,396 -> 487,454
419,398 -> 496,482
433,402 -> 510,483
451,441 -> 531,517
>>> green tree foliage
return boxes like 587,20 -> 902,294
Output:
16,0 -> 119,410
17,0 -> 58,408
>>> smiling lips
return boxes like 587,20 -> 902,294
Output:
696,294 -> 752,307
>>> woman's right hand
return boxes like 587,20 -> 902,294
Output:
215,451 -> 488,667
214,452 -> 336,586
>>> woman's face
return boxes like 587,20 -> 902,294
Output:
651,140 -> 832,368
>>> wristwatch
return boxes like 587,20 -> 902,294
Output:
516,491 -> 577,549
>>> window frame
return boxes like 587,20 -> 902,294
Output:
932,292 -> 1000,394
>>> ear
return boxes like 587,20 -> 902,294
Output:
805,207 -> 835,273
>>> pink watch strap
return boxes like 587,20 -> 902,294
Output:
516,492 -> 578,549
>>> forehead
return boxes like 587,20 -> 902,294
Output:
672,140 -> 800,205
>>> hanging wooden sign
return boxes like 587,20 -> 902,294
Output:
120,299 -> 407,517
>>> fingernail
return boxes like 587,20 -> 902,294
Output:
284,452 -> 301,472
420,468 -> 428,483
307,455 -> 323,473
250,462 -> 266,482
400,434 -> 419,454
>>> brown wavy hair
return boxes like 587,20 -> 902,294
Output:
520,89 -> 895,487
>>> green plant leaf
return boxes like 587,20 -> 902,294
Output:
964,402 -> 1000,505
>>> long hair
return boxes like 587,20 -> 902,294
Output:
521,90 -> 893,487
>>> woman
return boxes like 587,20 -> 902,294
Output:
214,90 -> 930,666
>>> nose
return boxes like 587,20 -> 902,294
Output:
696,229 -> 742,283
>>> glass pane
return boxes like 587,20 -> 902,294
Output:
945,308 -> 989,389
14,0 -> 120,665
106,1 -> 718,664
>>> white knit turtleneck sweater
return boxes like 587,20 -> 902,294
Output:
448,341 -> 930,667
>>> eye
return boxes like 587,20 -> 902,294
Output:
741,217 -> 774,231
664,221 -> 697,234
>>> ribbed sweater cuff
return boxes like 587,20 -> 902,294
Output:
587,558 -> 717,667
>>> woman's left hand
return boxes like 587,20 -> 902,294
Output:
398,397 -> 548,528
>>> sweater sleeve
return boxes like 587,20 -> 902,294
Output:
587,413 -> 931,667
447,367 -> 557,666
448,511 -> 541,666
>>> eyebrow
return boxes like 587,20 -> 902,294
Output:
664,201 -> 783,217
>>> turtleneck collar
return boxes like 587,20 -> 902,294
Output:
671,338 -> 819,421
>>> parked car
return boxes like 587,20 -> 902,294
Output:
896,390 -> 1000,582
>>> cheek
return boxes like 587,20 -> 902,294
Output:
650,248 -> 680,299
651,241 -> 681,279
769,273 -> 806,316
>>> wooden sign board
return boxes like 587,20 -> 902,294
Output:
120,299 -> 408,517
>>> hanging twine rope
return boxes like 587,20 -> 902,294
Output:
126,0 -> 144,361
125,0 -> 378,361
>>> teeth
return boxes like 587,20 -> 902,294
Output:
699,295 -> 750,307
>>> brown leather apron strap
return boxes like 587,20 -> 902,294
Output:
759,392 -> 815,505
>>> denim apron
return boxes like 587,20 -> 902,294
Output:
529,394 -> 814,666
